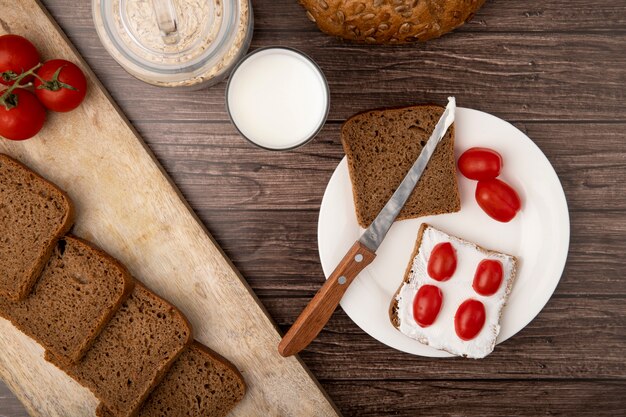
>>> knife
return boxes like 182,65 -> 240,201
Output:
278,97 -> 456,357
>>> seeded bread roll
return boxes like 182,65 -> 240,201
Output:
0,153 -> 74,300
341,104 -> 460,228
46,283 -> 192,417
0,236 -> 134,364
300,0 -> 486,44
96,341 -> 246,417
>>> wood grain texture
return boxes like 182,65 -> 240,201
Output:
269,296 -> 626,380
16,0 -> 626,34
319,380 -> 626,417
127,121 -> 626,212
0,1 -> 338,417
38,32 -> 625,123
12,3 -> 625,124
1,0 -> 626,416
0,385 -> 28,417
279,241 -> 376,356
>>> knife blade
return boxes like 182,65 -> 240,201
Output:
278,97 -> 456,357
359,96 -> 456,251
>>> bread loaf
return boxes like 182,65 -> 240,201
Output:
300,0 -> 486,44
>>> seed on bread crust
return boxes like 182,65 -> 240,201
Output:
299,0 -> 486,44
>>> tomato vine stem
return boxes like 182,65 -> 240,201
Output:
0,63 -> 42,110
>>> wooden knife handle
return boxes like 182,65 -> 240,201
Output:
278,241 -> 376,357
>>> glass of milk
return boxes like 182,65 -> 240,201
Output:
226,47 -> 330,151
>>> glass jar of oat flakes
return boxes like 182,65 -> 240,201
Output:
92,0 -> 253,89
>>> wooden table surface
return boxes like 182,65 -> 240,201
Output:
1,1 -> 625,416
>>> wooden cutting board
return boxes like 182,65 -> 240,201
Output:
0,1 -> 340,416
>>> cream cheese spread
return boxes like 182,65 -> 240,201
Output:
396,225 -> 517,358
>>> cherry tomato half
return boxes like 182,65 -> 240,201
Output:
454,299 -> 486,341
34,60 -> 87,112
412,285 -> 443,327
475,178 -> 521,222
0,89 -> 46,140
458,147 -> 502,181
0,35 -> 39,86
427,242 -> 457,281
472,259 -> 504,296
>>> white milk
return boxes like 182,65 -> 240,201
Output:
227,48 -> 329,150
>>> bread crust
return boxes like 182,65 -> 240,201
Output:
389,223 -> 519,357
45,281 -> 193,417
189,341 -> 247,399
51,236 -> 135,364
0,153 -> 75,301
300,0 -> 486,44
389,223 -> 428,328
341,104 -> 460,228
96,341 -> 246,417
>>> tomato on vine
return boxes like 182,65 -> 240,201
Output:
0,35 -> 40,86
34,60 -> 87,112
0,89 -> 46,140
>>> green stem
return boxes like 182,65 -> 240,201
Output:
31,72 -> 47,83
0,63 -> 42,110
36,65 -> 77,91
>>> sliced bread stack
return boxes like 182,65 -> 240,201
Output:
0,154 -> 245,417
46,283 -> 193,417
96,341 -> 246,417
0,236 -> 134,363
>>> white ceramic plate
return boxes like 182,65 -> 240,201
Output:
318,107 -> 570,357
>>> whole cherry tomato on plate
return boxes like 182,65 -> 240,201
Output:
454,299 -> 486,341
427,242 -> 457,281
34,60 -> 87,112
458,147 -> 502,181
412,285 -> 443,328
0,35 -> 40,86
0,89 -> 46,140
472,259 -> 504,296
475,178 -> 521,222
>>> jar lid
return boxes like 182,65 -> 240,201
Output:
92,0 -> 252,87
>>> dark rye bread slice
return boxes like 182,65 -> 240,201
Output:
341,105 -> 460,228
389,223 -> 519,336
0,154 -> 74,300
46,283 -> 192,417
0,236 -> 134,363
96,341 -> 246,417
389,223 -> 429,329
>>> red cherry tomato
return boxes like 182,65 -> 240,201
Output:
458,147 -> 503,181
472,259 -> 504,296
34,60 -> 87,112
0,89 -> 46,140
412,285 -> 443,327
0,35 -> 39,86
454,299 -> 486,341
475,178 -> 521,222
427,242 -> 457,281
